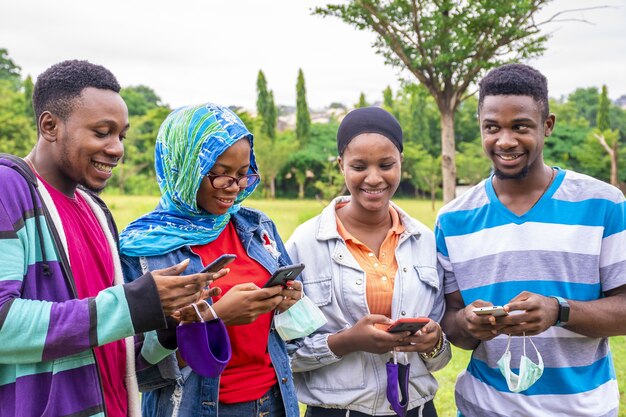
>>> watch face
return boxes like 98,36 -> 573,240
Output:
560,303 -> 570,323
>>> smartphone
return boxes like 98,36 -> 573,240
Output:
473,306 -> 508,317
386,317 -> 431,334
263,264 -> 305,288
199,254 -> 236,274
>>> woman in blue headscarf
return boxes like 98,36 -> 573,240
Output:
120,103 -> 301,417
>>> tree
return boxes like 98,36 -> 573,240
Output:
296,69 -> 311,148
120,85 -> 163,117
593,85 -> 619,186
256,70 -> 276,141
356,92 -> 369,108
0,81 -> 36,156
403,142 -> 441,210
22,75 -> 34,122
316,0 -> 562,202
382,86 -> 395,115
0,49 -> 21,91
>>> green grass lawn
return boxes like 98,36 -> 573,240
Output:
103,194 -> 626,416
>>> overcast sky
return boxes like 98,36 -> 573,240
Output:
1,0 -> 624,110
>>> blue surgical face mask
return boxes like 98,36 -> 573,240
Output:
497,333 -> 544,393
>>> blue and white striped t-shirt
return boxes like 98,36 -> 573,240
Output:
436,168 -> 625,417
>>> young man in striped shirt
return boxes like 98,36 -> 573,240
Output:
437,63 -> 626,416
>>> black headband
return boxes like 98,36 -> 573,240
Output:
337,106 -> 403,155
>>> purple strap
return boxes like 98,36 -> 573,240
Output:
386,360 -> 410,417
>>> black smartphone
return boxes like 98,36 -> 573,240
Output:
263,264 -> 305,288
386,318 -> 430,334
199,254 -> 236,274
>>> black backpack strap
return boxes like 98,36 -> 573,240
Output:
0,154 -> 78,297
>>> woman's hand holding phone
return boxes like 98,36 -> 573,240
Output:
173,283 -> 283,326
276,280 -> 303,313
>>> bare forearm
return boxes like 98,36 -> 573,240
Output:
563,292 -> 626,337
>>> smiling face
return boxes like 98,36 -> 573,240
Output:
338,133 -> 402,214
45,87 -> 129,195
479,94 -> 555,180
196,138 -> 251,215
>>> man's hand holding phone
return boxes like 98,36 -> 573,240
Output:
151,259 -> 223,316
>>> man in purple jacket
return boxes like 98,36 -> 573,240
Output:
0,60 -> 215,417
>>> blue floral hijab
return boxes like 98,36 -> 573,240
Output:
119,103 -> 258,257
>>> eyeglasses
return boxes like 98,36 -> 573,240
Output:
206,171 -> 260,189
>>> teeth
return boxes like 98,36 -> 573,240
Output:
363,189 -> 386,194
499,154 -> 522,161
218,198 -> 233,203
92,162 -> 112,172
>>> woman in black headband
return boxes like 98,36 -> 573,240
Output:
286,107 -> 450,417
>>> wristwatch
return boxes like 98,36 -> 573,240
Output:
550,296 -> 570,327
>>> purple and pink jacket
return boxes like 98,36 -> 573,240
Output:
0,155 -> 166,417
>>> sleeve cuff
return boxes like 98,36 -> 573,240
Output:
123,272 -> 167,333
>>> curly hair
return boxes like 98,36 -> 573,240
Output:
32,60 -> 121,125
478,63 -> 549,120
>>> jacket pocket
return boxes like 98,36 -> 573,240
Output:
415,266 -> 440,291
302,276 -> 332,307
306,352 -> 365,391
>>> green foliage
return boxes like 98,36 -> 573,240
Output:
395,83 -> 439,152
315,0 -> 554,201
22,75 -> 34,122
567,87 -> 599,127
0,80 -> 36,156
286,149 -> 326,198
382,85 -> 395,115
256,70 -> 276,140
121,85 -> 163,117
597,85 -> 611,132
296,69 -> 311,147
456,139 -> 491,185
0,49 -> 21,91
255,127 -> 297,198
356,92 -> 369,108
109,106 -> 170,195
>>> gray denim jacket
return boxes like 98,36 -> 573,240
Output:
285,196 -> 450,415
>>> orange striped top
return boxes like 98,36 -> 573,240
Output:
335,205 -> 405,317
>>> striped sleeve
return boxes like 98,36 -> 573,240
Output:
0,168 -> 164,364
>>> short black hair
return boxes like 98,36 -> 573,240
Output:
33,60 -> 121,125
478,63 -> 549,119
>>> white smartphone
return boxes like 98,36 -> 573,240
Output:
473,306 -> 508,317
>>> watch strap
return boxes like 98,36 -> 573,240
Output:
550,296 -> 570,327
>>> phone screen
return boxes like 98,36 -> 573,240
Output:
200,254 -> 236,274
263,264 -> 305,288
386,318 -> 430,334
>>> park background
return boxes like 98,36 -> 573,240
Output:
2,0 -> 626,415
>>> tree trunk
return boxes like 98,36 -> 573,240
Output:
440,109 -> 457,203
611,141 -> 619,187
298,181 -> 305,199
270,175 -> 276,199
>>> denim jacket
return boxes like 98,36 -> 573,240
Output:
285,196 -> 450,415
121,207 -> 299,417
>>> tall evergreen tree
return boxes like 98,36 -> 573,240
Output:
356,92 -> 368,108
383,86 -> 394,115
22,75 -> 34,122
592,85 -> 619,186
256,70 -> 276,141
597,85 -> 611,131
296,68 -> 311,148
